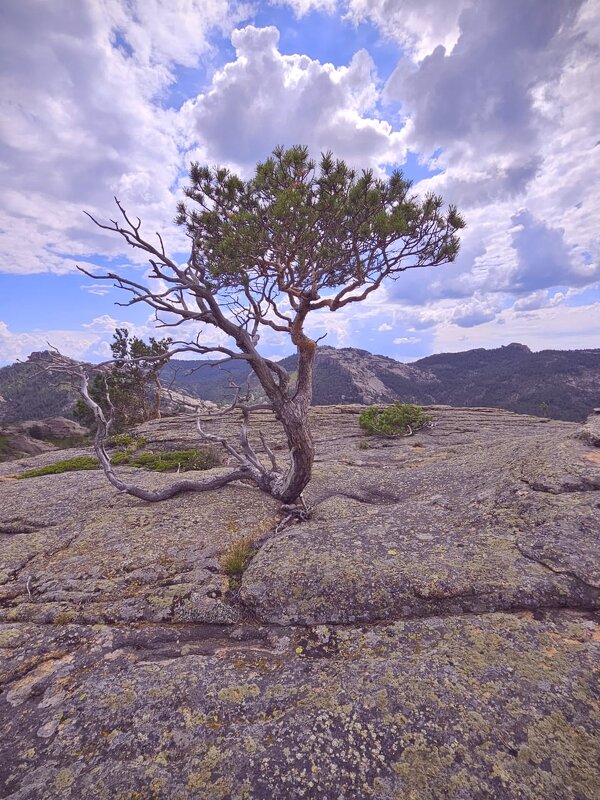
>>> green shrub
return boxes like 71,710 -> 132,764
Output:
359,402 -> 432,437
17,456 -> 100,479
106,433 -> 147,450
111,448 -> 220,472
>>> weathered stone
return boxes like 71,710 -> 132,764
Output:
577,412 -> 600,447
0,612 -> 598,799
0,406 -> 599,798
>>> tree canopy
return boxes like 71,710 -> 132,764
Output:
74,328 -> 171,432
79,146 -> 465,505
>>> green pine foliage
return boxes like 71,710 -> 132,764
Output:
74,329 -> 172,433
359,402 -> 433,437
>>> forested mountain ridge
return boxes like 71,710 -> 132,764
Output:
161,343 -> 600,422
0,351 -> 80,423
1,343 -> 599,424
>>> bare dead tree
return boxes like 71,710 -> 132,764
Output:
76,146 -> 464,506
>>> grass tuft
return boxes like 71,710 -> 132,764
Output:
220,536 -> 256,576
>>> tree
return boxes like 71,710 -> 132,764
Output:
109,327 -> 172,423
74,328 -> 172,432
78,145 -> 464,506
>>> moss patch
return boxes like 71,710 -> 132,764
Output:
16,456 -> 99,478
16,448 -> 220,479
111,448 -> 220,472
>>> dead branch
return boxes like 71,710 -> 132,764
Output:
41,352 -> 256,502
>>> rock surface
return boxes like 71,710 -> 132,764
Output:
0,417 -> 89,461
0,406 -> 599,798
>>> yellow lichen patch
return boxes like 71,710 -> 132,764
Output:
99,686 -> 137,709
583,450 -> 600,466
392,734 -> 459,798
217,683 -> 260,703
0,627 -> 21,647
524,711 -> 600,797
53,611 -> 77,625
5,653 -> 74,707
54,767 -> 75,791
185,746 -> 230,797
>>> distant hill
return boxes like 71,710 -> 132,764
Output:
160,343 -> 600,422
1,343 -> 599,424
414,343 -> 600,421
0,351 -> 80,424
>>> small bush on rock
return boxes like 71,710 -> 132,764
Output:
105,433 -> 147,450
359,402 -> 432,437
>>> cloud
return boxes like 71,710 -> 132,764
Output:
182,24 -> 406,171
0,320 -> 101,364
450,298 -> 499,328
509,210 -> 600,293
378,0 -> 600,330
392,0 -> 584,159
512,290 -> 565,312
378,323 -> 393,332
0,0 -> 244,275
274,0 -> 338,17
432,301 -> 600,354
345,0 -> 468,61
393,336 -> 419,344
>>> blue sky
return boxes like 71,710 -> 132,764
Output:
0,0 -> 599,366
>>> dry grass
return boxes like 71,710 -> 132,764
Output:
220,536 -> 256,576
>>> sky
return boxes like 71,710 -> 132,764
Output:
0,0 -> 599,366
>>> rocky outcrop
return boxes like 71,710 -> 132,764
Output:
0,417 -> 89,461
0,406 -> 598,798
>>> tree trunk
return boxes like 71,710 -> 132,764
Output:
267,330 -> 316,504
269,398 -> 314,503
152,373 -> 162,419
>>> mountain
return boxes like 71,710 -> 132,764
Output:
414,342 -> 600,421
0,351 -> 81,424
160,343 -> 600,422
2,343 -> 599,424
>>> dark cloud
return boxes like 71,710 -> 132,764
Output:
393,0 -> 584,156
511,209 -> 599,292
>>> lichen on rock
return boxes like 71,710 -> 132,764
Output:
0,407 -> 599,798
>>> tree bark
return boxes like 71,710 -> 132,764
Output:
268,398 -> 314,503
267,329 -> 316,503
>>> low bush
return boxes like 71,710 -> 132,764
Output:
17,447 -> 220,479
111,448 -> 220,472
105,433 -> 147,450
359,402 -> 432,437
17,456 -> 100,479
